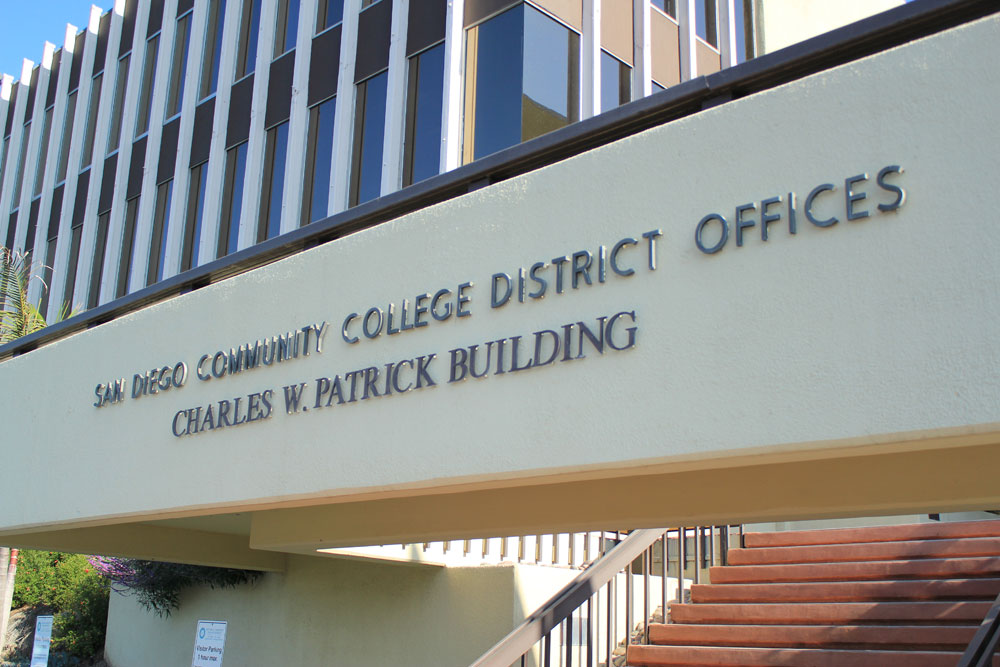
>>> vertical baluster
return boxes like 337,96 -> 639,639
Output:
645,546 -> 653,643
693,528 -> 701,585
586,596 -> 594,667
709,527 -> 716,567
625,555 -> 633,649
721,526 -> 729,566
661,532 -> 668,624
565,612 -> 573,667
605,578 -> 613,667
677,527 -> 686,603
740,524 -> 745,548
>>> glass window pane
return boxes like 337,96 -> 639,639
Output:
237,0 -> 262,79
88,211 -> 110,309
117,197 -> 141,298
11,122 -> 31,209
201,0 -> 227,99
350,71 -> 387,206
259,122 -> 289,241
522,6 -> 578,142
316,0 -> 344,32
219,142 -> 248,257
39,236 -> 58,316
106,55 -> 130,154
63,223 -> 83,309
469,5 -> 523,162
600,51 -> 631,113
303,97 -> 335,225
32,107 -> 54,197
167,13 -> 192,117
81,75 -> 103,169
56,91 -> 77,182
147,180 -> 173,285
275,0 -> 300,56
0,136 -> 9,188
182,162 -> 208,270
403,42 -> 445,187
652,0 -> 676,18
697,0 -> 718,46
135,35 -> 160,137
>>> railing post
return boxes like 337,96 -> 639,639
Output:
677,527 -> 686,603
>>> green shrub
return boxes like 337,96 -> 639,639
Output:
9,551 -> 109,661
12,551 -> 95,610
51,574 -> 109,658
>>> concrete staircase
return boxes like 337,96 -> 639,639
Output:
627,519 -> 1000,666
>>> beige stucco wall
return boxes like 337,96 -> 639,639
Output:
758,0 -> 906,54
0,13 -> 998,542
104,555 -> 574,667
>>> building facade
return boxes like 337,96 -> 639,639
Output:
1,0 -> 998,665
0,0 -> 763,321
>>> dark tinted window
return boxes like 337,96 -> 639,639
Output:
403,42 -> 444,186
350,71 -> 387,206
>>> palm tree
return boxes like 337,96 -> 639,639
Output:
0,246 -> 47,344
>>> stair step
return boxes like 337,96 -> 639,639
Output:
690,577 -> 1000,603
668,600 -> 993,625
744,519 -> 1000,548
626,645 -> 1000,667
728,536 -> 1000,565
709,556 -> 1000,583
646,623 -> 977,650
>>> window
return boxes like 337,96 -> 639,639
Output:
235,0 -> 262,80
403,42 -> 445,187
274,0 -> 301,57
146,180 -> 173,285
80,74 -> 102,168
200,0 -> 227,99
0,136 -> 9,189
166,12 -> 193,118
218,142 -> 248,257
600,51 -> 631,113
349,71 -> 388,207
63,222 -> 83,308
32,107 -> 54,197
302,96 -> 335,225
11,122 -> 31,209
697,0 -> 718,47
39,227 -> 59,316
258,122 -> 289,241
116,196 -> 141,298
87,211 -> 111,309
55,91 -> 77,183
106,55 -> 130,154
652,0 -> 676,18
463,5 -> 579,163
135,34 -> 160,137
181,162 -> 209,270
316,0 -> 344,32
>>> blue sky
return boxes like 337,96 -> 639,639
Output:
0,2 -> 112,79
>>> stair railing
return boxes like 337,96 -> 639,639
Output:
469,525 -> 742,667
958,591 -> 1000,667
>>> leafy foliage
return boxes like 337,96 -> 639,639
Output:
0,247 -> 46,344
8,552 -> 110,661
89,558 -> 261,617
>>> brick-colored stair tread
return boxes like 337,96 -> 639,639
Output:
668,600 -> 993,625
646,623 -> 976,650
744,519 -> 1000,548
690,577 -> 1000,603
625,645 -> 1000,667
708,556 -> 1000,583
728,537 -> 1000,565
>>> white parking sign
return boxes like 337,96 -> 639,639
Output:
191,620 -> 227,667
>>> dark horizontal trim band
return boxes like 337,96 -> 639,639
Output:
1,0 -> 995,361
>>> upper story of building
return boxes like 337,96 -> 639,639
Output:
0,0 -> 900,328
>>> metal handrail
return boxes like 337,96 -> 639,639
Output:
958,591 -> 1000,667
470,528 -> 667,667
